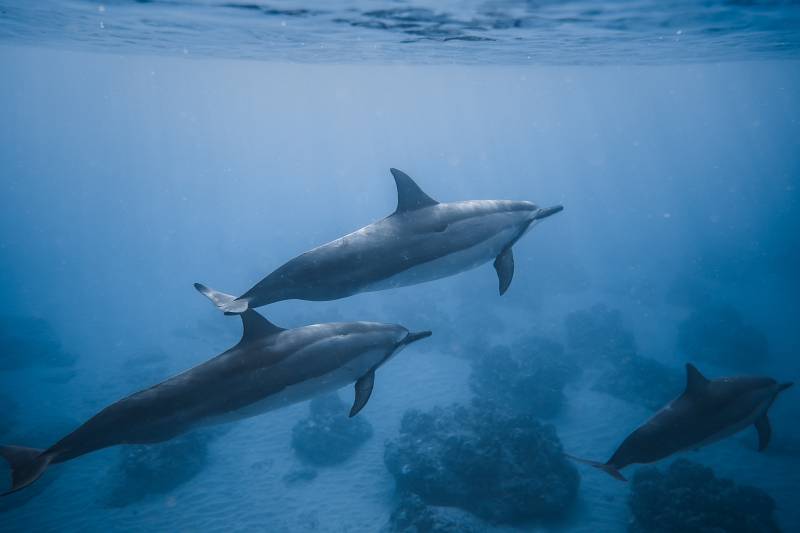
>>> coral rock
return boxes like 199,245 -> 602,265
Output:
384,404 -> 579,524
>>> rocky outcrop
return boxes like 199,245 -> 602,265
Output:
384,404 -> 579,524
291,393 -> 373,467
629,459 -> 780,533
469,336 -> 576,418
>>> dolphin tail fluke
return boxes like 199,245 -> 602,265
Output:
564,453 -> 627,482
193,283 -> 249,314
0,445 -> 52,496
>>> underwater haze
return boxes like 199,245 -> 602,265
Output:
1,1 -> 800,532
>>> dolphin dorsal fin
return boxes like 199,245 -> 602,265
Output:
685,363 -> 710,395
239,309 -> 284,344
390,168 -> 438,213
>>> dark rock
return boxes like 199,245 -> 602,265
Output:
564,304 -> 637,364
629,459 -> 781,533
385,493 -> 486,533
594,353 -> 683,411
677,305 -> 768,369
0,315 -> 77,370
564,305 -> 681,410
384,404 -> 579,524
291,393 -> 373,466
101,429 -> 218,508
469,336 -> 576,418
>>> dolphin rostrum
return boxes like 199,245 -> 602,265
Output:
0,306 -> 431,496
195,168 -> 563,314
567,363 -> 793,481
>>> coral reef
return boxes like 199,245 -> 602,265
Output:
384,493 -> 486,533
291,393 -> 373,466
564,305 -> 682,410
101,429 -> 219,508
564,304 -> 637,364
0,315 -> 77,370
469,336 -> 577,418
677,305 -> 768,369
594,353 -> 683,411
384,404 -> 579,524
629,459 -> 780,533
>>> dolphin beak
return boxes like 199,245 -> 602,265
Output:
778,382 -> 794,393
533,205 -> 564,220
403,330 -> 432,345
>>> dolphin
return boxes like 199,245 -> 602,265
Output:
0,305 -> 431,496
567,363 -> 793,481
195,168 -> 563,314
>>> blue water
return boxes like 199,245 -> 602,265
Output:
1,1 -> 799,532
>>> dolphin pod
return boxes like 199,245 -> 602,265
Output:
195,168 -> 564,314
0,308 -> 431,495
567,364 -> 793,481
2,167 -> 792,501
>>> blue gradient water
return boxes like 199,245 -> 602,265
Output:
1,2 -> 799,532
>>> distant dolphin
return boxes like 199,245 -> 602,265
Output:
195,168 -> 563,314
567,364 -> 793,481
0,308 -> 431,496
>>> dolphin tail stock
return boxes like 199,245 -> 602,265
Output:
193,283 -> 249,315
0,445 -> 53,496
563,453 -> 627,482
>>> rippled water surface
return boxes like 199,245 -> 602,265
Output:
1,0 -> 800,64
1,2 -> 799,533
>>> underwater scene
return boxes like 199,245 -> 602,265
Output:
1,1 -> 799,532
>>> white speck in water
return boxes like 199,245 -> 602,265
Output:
663,213 -> 672,219
99,21 -> 104,29
97,4 -> 105,13
281,21 -> 287,27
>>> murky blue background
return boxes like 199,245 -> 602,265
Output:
1,1 -> 799,531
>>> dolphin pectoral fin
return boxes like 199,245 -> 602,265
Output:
390,168 -> 439,213
493,247 -> 514,295
194,283 -> 249,315
349,370 -> 375,418
755,415 -> 772,452
0,445 -> 52,496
